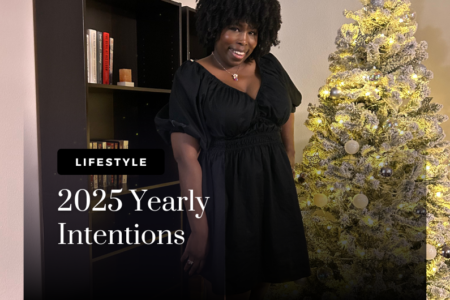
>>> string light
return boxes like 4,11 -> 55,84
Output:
318,119 -> 323,124
369,176 -> 374,180
389,39 -> 394,44
327,225 -> 332,230
339,120 -> 344,124
317,170 -> 322,175
366,92 -> 371,96
380,34 -> 385,37
324,90 -> 330,95
436,192 -> 442,197
399,18 -> 404,23
373,125 -> 378,129
426,166 -> 430,170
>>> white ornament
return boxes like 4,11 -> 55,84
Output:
353,193 -> 369,209
314,194 -> 328,207
345,140 -> 360,155
426,244 -> 437,260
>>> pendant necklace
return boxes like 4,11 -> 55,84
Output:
212,51 -> 242,81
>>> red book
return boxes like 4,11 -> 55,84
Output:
102,32 -> 110,84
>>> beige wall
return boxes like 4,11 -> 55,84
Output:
1,1 -> 449,299
0,0 -> 29,299
411,0 -> 450,143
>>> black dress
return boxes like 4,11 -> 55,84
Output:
155,52 -> 311,295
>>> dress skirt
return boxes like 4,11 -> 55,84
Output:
198,130 -> 311,295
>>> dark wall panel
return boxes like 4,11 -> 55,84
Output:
34,0 -> 90,299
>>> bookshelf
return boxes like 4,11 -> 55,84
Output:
34,0 -> 208,299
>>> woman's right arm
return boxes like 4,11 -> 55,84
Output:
171,132 -> 209,276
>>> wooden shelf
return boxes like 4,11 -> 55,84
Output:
88,83 -> 171,94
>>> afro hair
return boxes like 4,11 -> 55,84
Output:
195,0 -> 282,63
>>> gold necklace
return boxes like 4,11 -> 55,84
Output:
211,51 -> 242,81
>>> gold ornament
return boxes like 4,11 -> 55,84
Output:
352,193 -> 369,209
344,140 -> 360,155
314,194 -> 328,207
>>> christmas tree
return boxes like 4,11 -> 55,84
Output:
270,0 -> 450,299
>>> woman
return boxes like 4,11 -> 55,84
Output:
155,0 -> 311,299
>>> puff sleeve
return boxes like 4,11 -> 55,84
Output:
266,53 -> 302,113
154,61 -> 209,150
284,67 -> 302,113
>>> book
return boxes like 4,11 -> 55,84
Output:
107,140 -> 129,186
123,140 -> 128,183
91,141 -> 108,188
87,29 -> 97,83
91,141 -> 98,189
97,31 -> 102,84
89,142 -> 93,189
109,37 -> 114,85
102,32 -> 110,85
117,82 -> 134,87
106,142 -> 116,187
101,141 -> 107,188
96,142 -> 103,188
86,34 -> 90,83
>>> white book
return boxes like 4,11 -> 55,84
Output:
86,34 -> 90,83
109,37 -> 114,85
87,29 -> 97,83
117,82 -> 134,87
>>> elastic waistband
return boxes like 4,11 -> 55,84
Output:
209,131 -> 283,152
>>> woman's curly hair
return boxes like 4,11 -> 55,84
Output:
195,0 -> 282,63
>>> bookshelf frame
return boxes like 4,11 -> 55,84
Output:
34,0 -> 207,298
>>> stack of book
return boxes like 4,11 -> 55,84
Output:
89,140 -> 128,189
86,29 -> 114,84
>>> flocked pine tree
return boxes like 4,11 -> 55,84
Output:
267,0 -> 450,299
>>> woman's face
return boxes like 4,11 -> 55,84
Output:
214,21 -> 258,66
